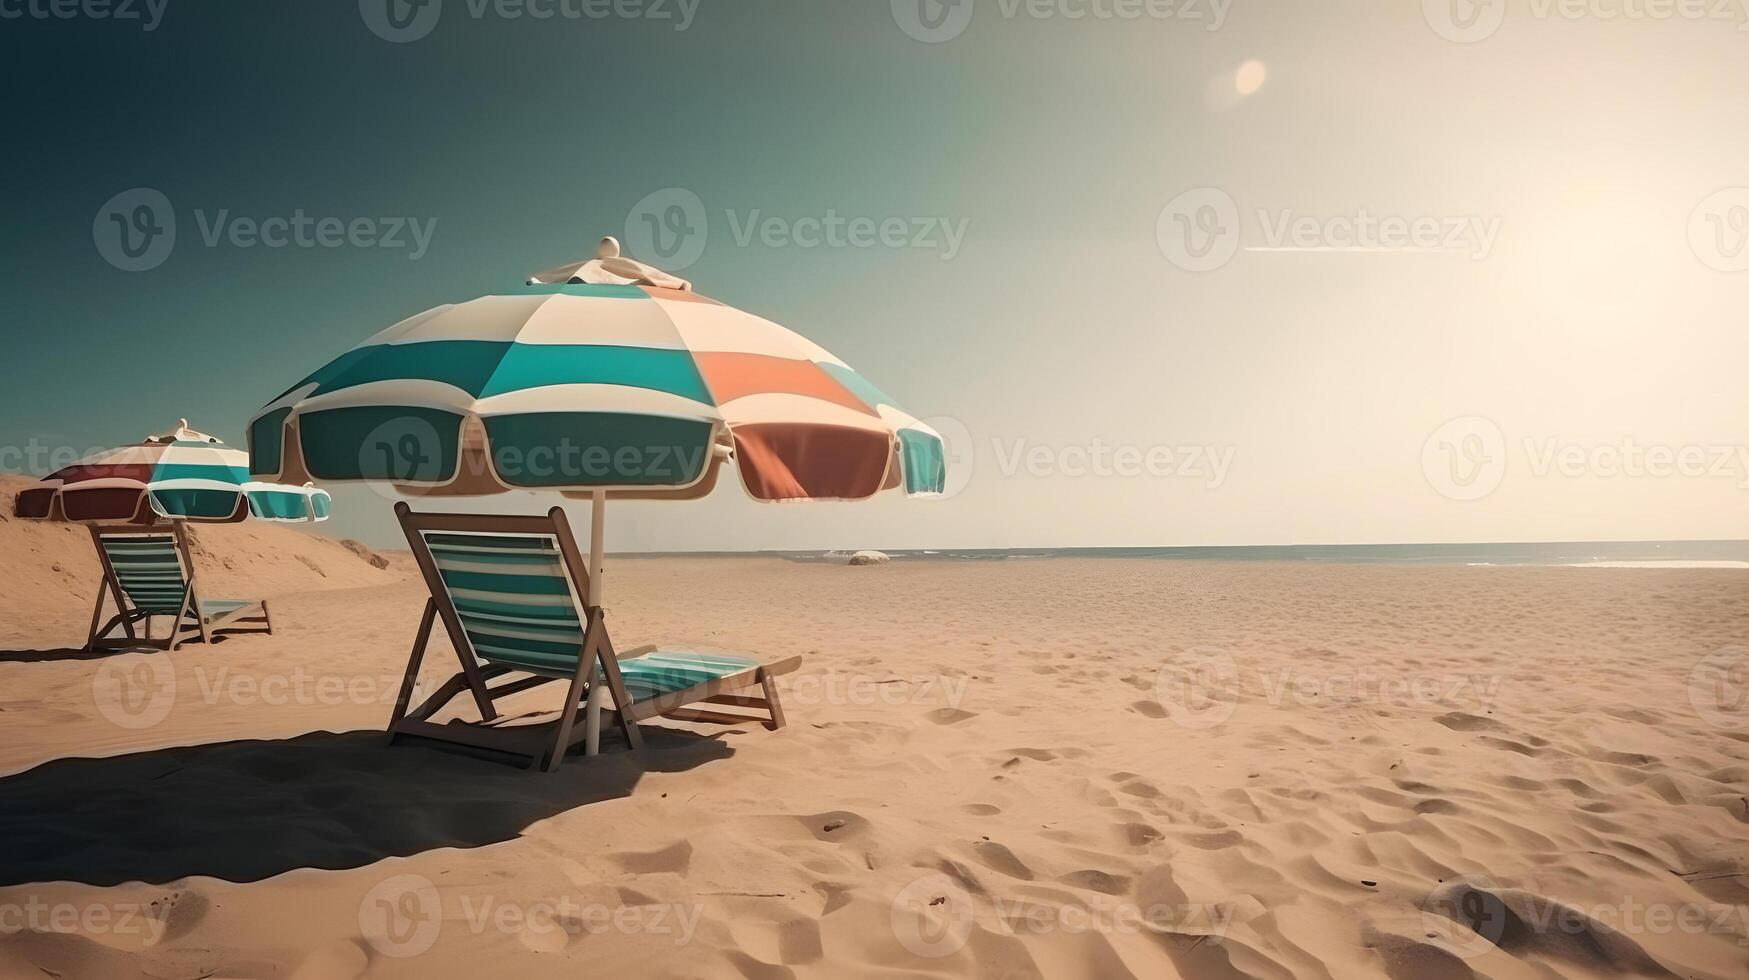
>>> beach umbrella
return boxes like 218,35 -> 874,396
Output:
246,237 -> 944,601
13,420 -> 332,525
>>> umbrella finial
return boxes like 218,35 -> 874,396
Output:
150,419 -> 220,444
526,235 -> 692,291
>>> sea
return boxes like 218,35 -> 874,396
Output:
755,541 -> 1749,567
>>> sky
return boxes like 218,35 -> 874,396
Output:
2,0 -> 1746,550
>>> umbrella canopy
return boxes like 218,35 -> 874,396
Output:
246,238 -> 946,503
14,420 -> 332,525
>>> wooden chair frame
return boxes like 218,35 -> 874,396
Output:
388,502 -> 800,771
86,523 -> 272,653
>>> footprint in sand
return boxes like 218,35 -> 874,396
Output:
1129,700 -> 1167,718
1058,869 -> 1131,895
971,840 -> 1034,881
1005,747 -> 1056,761
1477,735 -> 1544,757
1177,829 -> 1243,849
1422,881 -> 1672,975
1361,928 -> 1478,980
961,803 -> 1002,816
610,840 -> 692,874
518,909 -> 574,953
1122,822 -> 1164,846
729,915 -> 824,966
1433,711 -> 1507,733
926,707 -> 976,725
800,810 -> 869,842
287,940 -> 369,980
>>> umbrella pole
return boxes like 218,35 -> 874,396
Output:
588,489 -> 605,607
584,488 -> 607,756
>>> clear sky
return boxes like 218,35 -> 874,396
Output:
3,1 -> 1746,549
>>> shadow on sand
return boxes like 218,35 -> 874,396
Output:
0,635 -> 251,664
0,647 -> 122,664
0,727 -> 733,886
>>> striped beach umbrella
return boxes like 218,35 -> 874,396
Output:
246,238 -> 946,503
14,420 -> 332,525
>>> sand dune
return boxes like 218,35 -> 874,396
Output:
0,502 -> 1746,977
0,475 -> 405,651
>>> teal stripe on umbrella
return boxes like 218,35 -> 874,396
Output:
279,341 -> 714,404
898,429 -> 948,495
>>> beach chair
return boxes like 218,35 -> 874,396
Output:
390,503 -> 800,771
86,524 -> 273,652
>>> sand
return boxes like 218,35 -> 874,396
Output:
1,481 -> 1746,978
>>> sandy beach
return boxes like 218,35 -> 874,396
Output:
1,478 -> 1746,979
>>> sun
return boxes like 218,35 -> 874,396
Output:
1235,60 -> 1268,96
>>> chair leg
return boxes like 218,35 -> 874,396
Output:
592,625 -> 643,751
387,600 -> 437,745
114,584 -> 138,640
544,662 -> 592,772
193,595 -> 213,645
85,584 -> 108,653
760,668 -> 788,730
260,599 -> 273,635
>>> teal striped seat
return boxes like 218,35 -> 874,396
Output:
100,534 -> 189,614
425,532 -> 760,701
426,532 -> 588,676
610,649 -> 762,703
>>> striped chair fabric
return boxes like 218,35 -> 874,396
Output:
613,649 -> 762,702
426,532 -> 586,676
100,534 -> 189,614
425,531 -> 760,698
